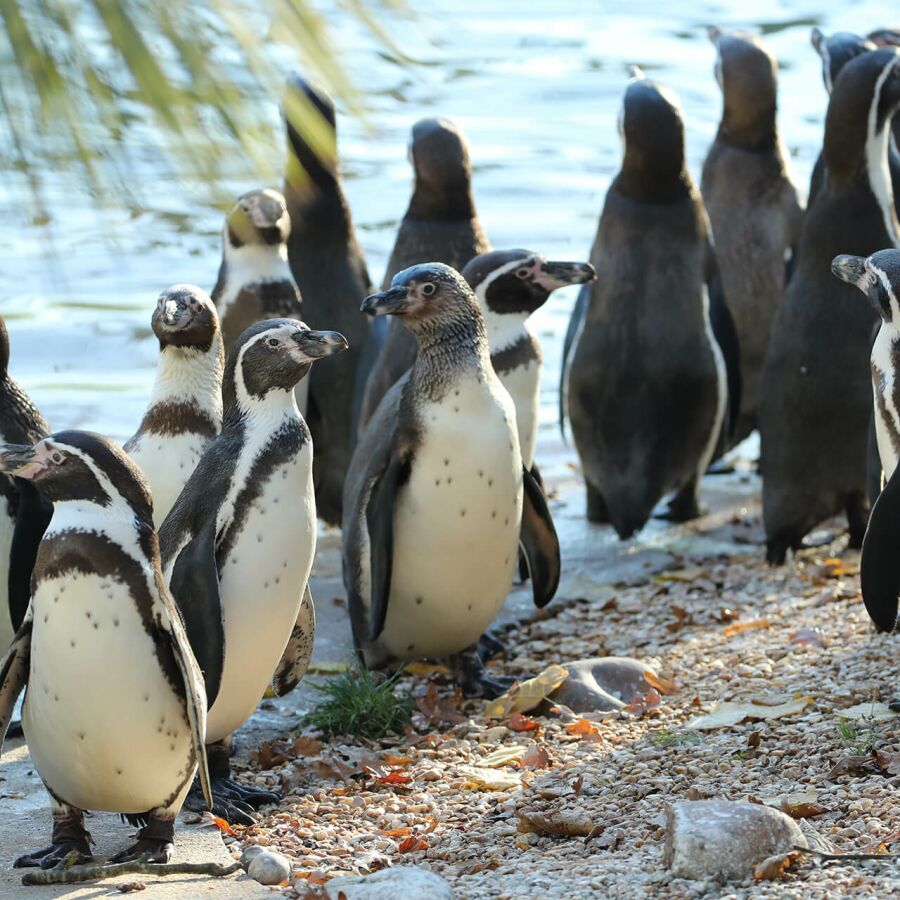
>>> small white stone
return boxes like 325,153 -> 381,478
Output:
247,849 -> 292,885
325,865 -> 456,898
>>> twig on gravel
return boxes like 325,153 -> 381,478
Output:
21,859 -> 242,886
794,846 -> 900,864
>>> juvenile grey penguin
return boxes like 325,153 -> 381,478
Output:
283,75 -> 373,525
462,249 -> 595,475
565,73 -> 727,538
159,318 -> 347,823
343,263 -> 560,697
0,315 -> 51,654
702,28 -> 803,446
0,431 -> 211,866
125,286 -> 224,529
760,49 -> 900,564
358,118 -> 490,430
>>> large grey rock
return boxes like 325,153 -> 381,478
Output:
665,800 -> 808,881
247,849 -> 292,885
545,657 -> 654,713
326,866 -> 455,899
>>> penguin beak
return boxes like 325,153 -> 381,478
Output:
536,261 -> 597,292
156,296 -> 192,331
291,329 -> 348,360
0,443 -> 42,479
831,255 -> 870,292
361,286 -> 410,317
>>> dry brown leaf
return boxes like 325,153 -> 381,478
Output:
251,741 -> 291,770
715,607 -> 741,623
666,605 -> 693,632
754,850 -> 802,881
379,827 -> 412,838
722,619 -> 771,637
779,790 -> 829,818
644,670 -> 677,695
398,836 -> 429,853
874,750 -> 900,776
748,731 -> 761,748
417,683 -> 467,725
483,665 -> 569,719
827,754 -> 876,778
508,712 -> 541,732
624,687 -> 661,716
291,735 -> 322,755
517,809 -> 593,837
572,774 -> 584,795
405,661 -> 451,677
381,753 -> 412,767
201,811 -> 240,836
519,742 -> 551,769
565,717 -> 601,736
685,696 -> 812,730
371,768 -> 412,786
459,858 -> 501,875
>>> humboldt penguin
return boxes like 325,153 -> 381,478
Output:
343,263 -> 560,697
0,315 -> 51,654
565,72 -> 727,537
462,250 -> 595,475
159,318 -> 347,823
702,28 -> 803,447
0,431 -> 211,866
283,75 -> 373,525
125,286 -> 224,529
759,49 -> 900,564
358,118 -> 490,430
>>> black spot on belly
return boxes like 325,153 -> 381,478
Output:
467,603 -> 472,612
78,732 -> 85,740
116,768 -> 123,775
435,479 -> 440,486
460,509 -> 466,517
113,618 -> 119,627
407,644 -> 414,652
491,511 -> 496,519
488,479 -> 493,487
69,640 -> 75,648
478,470 -> 483,478
416,596 -> 423,606
444,459 -> 449,467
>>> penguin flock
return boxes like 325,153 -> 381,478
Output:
1,21 -> 900,870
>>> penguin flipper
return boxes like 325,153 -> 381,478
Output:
169,523 -> 225,708
0,605 -> 31,750
271,584 -> 316,697
8,479 -> 53,631
519,467 -> 561,609
706,246 -> 742,440
861,464 -> 900,633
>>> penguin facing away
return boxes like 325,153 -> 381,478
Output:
358,117 -> 491,431
125,286 -> 224,529
0,315 -> 51,653
702,27 -> 803,447
462,250 -> 595,474
0,431 -> 211,866
343,263 -> 560,698
759,49 -> 900,564
283,75 -> 373,526
565,72 -> 727,538
159,318 -> 347,823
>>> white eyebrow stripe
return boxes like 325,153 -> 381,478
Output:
872,262 -> 900,320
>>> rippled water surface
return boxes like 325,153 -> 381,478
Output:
0,0 -> 895,449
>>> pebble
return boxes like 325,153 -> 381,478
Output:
247,849 -> 292,885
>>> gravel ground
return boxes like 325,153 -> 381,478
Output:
221,497 -> 900,899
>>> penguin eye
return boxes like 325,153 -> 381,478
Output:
420,282 -> 436,297
516,268 -> 530,279
51,451 -> 64,465
869,272 -> 879,287
267,337 -> 280,348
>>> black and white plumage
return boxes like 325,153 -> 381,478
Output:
359,117 -> 490,430
283,75 -> 373,526
760,49 -> 900,564
125,286 -> 224,528
159,318 -> 346,823
702,28 -> 803,448
564,72 -> 727,538
343,264 -> 560,698
0,431 -> 211,866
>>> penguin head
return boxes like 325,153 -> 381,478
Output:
869,29 -> 900,50
407,118 -> 475,219
463,250 -> 595,317
151,285 -> 220,353
224,189 -> 290,250
283,74 -> 339,195
225,318 -> 348,408
708,27 -> 778,148
0,431 -> 152,517
810,28 -> 876,95
833,250 -> 900,324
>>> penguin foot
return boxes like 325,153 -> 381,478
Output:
656,484 -> 703,523
14,815 -> 93,869
454,652 -> 516,699
184,777 -> 281,827
477,630 -> 507,663
585,484 -> 610,523
110,816 -> 175,864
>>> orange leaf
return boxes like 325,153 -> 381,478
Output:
375,768 -> 413,785
202,812 -> 240,836
754,851 -> 802,881
722,619 -> 771,637
380,827 -> 412,838
644,671 -> 677,695
519,742 -> 550,769
508,712 -> 541,732
382,754 -> 413,767
424,817 -> 439,834
565,717 -> 600,736
398,836 -> 429,853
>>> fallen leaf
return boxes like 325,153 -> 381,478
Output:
624,687 -> 661,716
372,768 -> 412,785
398,836 -> 429,853
748,731 -> 761,748
201,812 -> 240,836
715,607 -> 741,623
381,753 -> 412,767
572,774 -> 584,795
754,851 -> 802,881
653,567 -> 705,583
874,750 -> 900,776
565,717 -> 600,737
517,809 -> 593,837
380,827 -> 412,838
822,557 -> 854,579
666,605 -> 693,632
790,628 -> 827,649
519,742 -> 551,769
483,665 -> 569,719
417,683 -> 467,725
763,789 -> 829,818
292,735 -> 322,755
836,702 -> 899,722
460,766 -> 521,791
117,885 -> 146,894
685,696 -> 812,730
644,671 -> 677,695
828,754 -> 876,778
251,741 -> 291,770
405,661 -> 450,677
508,712 -> 541,732
481,746 -> 527,768
722,619 -> 771,637
600,597 -> 618,611
458,858 -> 501,875
305,662 -> 350,675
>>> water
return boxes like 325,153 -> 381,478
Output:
0,0 -> 896,457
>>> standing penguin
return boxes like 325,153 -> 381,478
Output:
283,75 -> 373,525
565,73 -> 726,537
0,431 -> 211,866
159,318 -> 347,823
343,264 -> 560,697
0,316 -> 51,654
125,286 -> 224,529
759,49 -> 900,564
462,249 -> 595,476
702,28 -> 802,447
358,118 -> 490,430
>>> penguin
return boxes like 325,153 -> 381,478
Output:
759,48 -> 900,564
564,72 -> 727,538
701,28 -> 803,447
342,263 -> 561,698
462,250 -> 595,475
0,315 -> 51,654
283,75 -> 373,526
809,29 -> 900,210
125,286 -> 224,529
870,28 -> 900,152
159,318 -> 347,823
358,118 -> 490,430
0,431 -> 211,866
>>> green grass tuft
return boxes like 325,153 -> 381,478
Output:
837,719 -> 877,755
304,668 -> 414,741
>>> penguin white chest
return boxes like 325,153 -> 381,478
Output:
23,572 -> 195,815
381,374 -> 523,661
0,493 -> 14,650
208,442 -> 315,742
871,328 -> 900,479
497,360 -> 540,470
